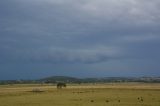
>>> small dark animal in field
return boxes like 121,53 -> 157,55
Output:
141,98 -> 143,102
140,97 -> 143,102
57,82 -> 66,89
106,100 -> 109,103
90,100 -> 94,102
118,100 -> 120,102
138,97 -> 144,102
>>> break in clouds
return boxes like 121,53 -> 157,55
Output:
0,0 -> 160,64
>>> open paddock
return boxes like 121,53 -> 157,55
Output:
0,83 -> 160,106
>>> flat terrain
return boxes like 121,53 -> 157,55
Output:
0,83 -> 160,106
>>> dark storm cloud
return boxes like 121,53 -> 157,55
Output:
0,0 -> 160,63
0,0 -> 160,79
0,46 -> 120,64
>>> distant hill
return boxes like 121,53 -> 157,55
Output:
0,76 -> 160,85
39,76 -> 160,83
39,76 -> 81,83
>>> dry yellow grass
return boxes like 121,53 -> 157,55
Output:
0,83 -> 160,106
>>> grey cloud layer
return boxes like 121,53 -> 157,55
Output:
0,0 -> 160,64
0,46 -> 120,64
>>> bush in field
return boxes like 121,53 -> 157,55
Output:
57,82 -> 66,89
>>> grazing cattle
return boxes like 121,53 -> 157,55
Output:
57,82 -> 66,89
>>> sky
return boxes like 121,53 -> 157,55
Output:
0,0 -> 160,80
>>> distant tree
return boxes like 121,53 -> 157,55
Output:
57,82 -> 66,89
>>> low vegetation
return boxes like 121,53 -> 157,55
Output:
0,83 -> 160,106
0,76 -> 160,85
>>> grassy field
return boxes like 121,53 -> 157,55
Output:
0,83 -> 160,106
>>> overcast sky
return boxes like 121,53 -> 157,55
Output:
0,0 -> 160,80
